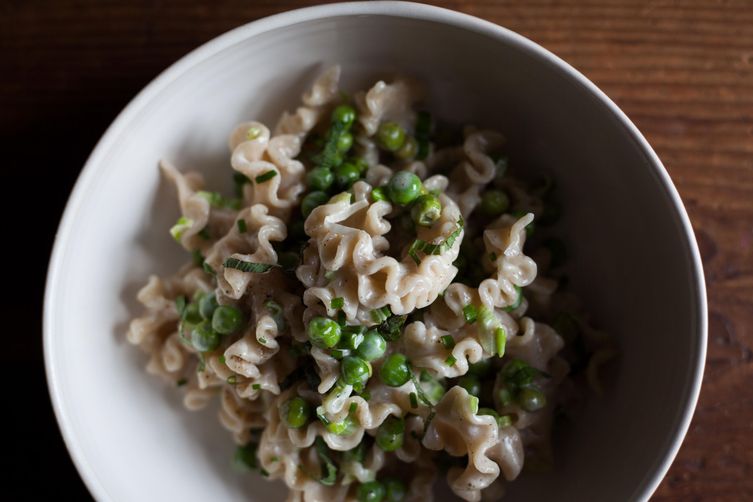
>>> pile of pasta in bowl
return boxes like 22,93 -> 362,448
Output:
127,66 -> 613,502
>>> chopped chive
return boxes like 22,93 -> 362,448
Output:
370,306 -> 391,324
408,217 -> 464,264
192,249 -> 204,267
202,261 -> 216,276
246,126 -> 262,140
445,355 -> 457,367
236,219 -> 247,233
314,437 -> 338,486
169,216 -> 193,242
224,257 -> 278,273
504,286 -> 523,312
330,348 -> 349,359
409,392 -> 418,408
259,337 -> 268,344
227,375 -> 238,385
252,383 -> 261,390
349,402 -> 358,414
259,468 -> 269,477
495,326 -> 507,357
175,295 -> 187,316
218,355 -> 226,365
233,172 -> 250,198
468,395 -> 479,414
463,304 -> 478,324
255,170 -> 278,184
440,335 -> 456,349
331,297 -> 344,310
176,378 -> 188,387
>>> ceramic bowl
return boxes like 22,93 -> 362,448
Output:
45,2 -> 707,500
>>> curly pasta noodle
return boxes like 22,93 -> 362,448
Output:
126,66 -> 613,502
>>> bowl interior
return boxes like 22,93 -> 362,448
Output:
46,5 -> 704,502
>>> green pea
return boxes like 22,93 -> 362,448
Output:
376,416 -> 404,452
410,193 -> 442,227
307,316 -> 342,349
498,387 -> 513,406
332,104 -> 357,129
352,157 -> 369,174
457,374 -> 481,397
306,167 -> 334,191
377,121 -> 406,152
282,396 -> 311,428
371,187 -> 387,202
191,321 -> 220,352
198,292 -> 219,320
386,171 -> 422,206
341,356 -> 372,386
480,190 -> 510,217
518,387 -> 547,412
357,480 -> 386,502
340,327 -> 365,351
384,478 -> 406,502
379,354 -> 411,387
467,359 -> 492,377
395,136 -> 417,160
356,331 -> 386,361
301,191 -> 329,217
211,305 -> 244,335
337,132 -> 354,153
182,301 -> 202,324
334,162 -> 361,188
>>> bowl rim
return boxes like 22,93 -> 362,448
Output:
44,2 -> 708,501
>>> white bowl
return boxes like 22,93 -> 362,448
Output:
44,2 -> 707,501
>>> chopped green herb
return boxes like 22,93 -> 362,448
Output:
192,249 -> 204,267
218,355 -> 226,365
176,378 -> 187,387
227,375 -> 238,385
408,217 -> 464,264
169,216 -> 193,242
175,295 -> 187,316
255,170 -> 278,184
504,286 -> 523,312
224,257 -> 278,273
468,395 -> 479,414
349,402 -> 358,414
462,304 -> 477,324
314,437 -> 338,486
246,126 -> 262,140
236,219 -> 247,233
378,313 -> 407,341
409,392 -> 418,408
331,297 -> 345,310
252,383 -> 261,390
445,354 -> 457,367
440,335 -> 456,349
495,326 -> 507,357
370,306 -> 391,324
233,172 -> 251,198
202,261 -> 216,276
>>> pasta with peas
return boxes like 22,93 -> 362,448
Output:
126,65 -> 614,502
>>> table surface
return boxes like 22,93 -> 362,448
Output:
3,0 -> 752,500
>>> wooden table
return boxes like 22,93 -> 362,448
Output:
4,1 -> 751,499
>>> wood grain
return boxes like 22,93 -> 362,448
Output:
3,1 -> 752,500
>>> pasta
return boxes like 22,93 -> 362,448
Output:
127,66 -> 614,501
